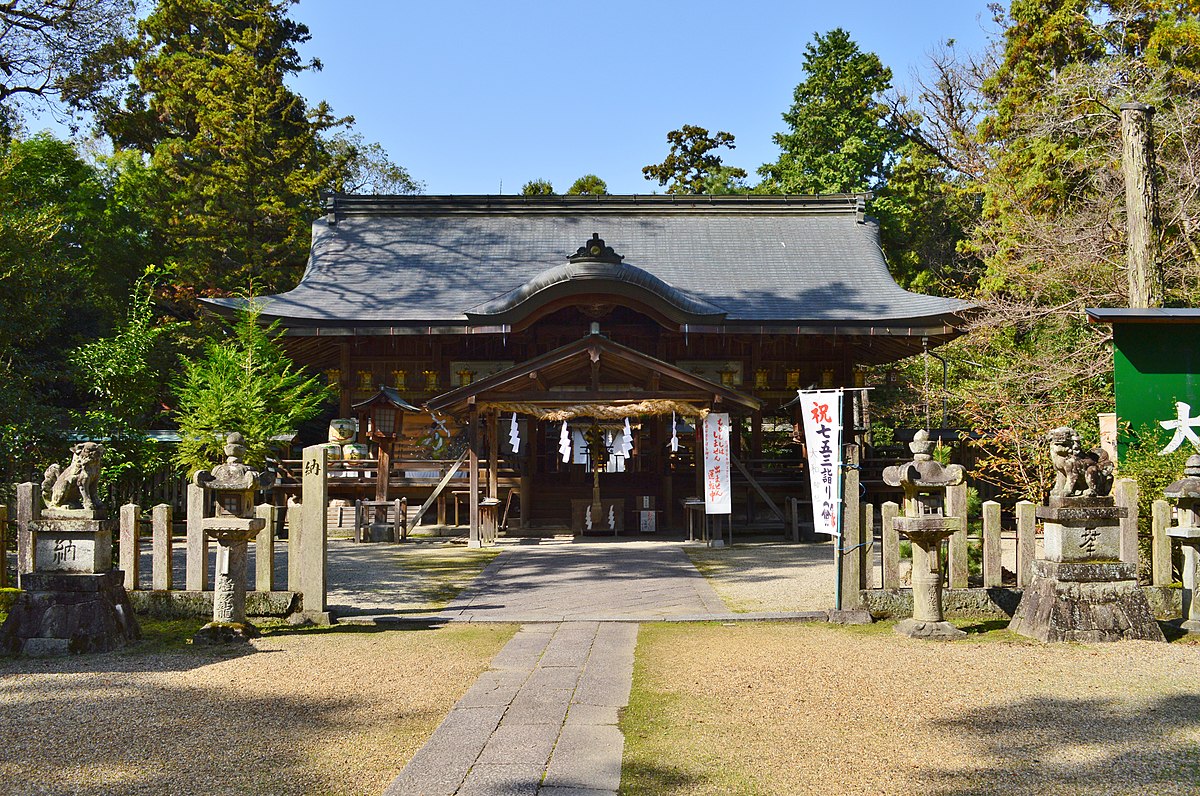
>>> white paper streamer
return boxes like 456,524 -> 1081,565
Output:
559,421 -> 572,463
585,503 -> 593,530
620,417 -> 634,457
670,411 -> 679,452
608,505 -> 615,530
508,412 -> 520,454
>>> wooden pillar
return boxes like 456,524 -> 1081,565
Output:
186,482 -> 208,591
840,443 -> 862,609
338,341 -> 352,417
468,402 -> 481,548
1120,101 -> 1163,308
119,503 -> 140,591
151,504 -> 172,591
488,410 -> 499,500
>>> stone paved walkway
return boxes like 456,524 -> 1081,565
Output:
384,621 -> 635,796
443,539 -> 728,621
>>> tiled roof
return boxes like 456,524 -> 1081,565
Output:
215,194 -> 972,328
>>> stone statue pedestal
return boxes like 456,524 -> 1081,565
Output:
1010,497 -> 1163,643
892,518 -> 966,641
0,511 -> 140,656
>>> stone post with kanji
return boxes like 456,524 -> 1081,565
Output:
1165,454 -> 1200,633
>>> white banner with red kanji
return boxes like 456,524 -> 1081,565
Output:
702,412 -> 732,514
797,390 -> 843,537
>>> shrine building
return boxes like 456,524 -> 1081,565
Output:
209,193 -> 971,538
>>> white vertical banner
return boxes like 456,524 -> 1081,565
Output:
702,412 -> 732,515
797,390 -> 843,537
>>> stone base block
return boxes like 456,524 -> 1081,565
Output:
1009,566 -> 1165,643
1181,619 -> 1200,634
366,523 -> 394,542
193,621 -> 259,645
0,570 -> 141,656
288,610 -> 334,626
895,618 -> 966,640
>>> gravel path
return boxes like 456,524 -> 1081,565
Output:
684,540 -> 842,612
0,623 -> 515,796
623,622 -> 1200,796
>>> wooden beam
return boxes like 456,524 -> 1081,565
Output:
469,404 -> 480,546
731,454 -> 785,522
410,451 -> 468,527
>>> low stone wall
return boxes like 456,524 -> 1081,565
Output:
129,590 -> 300,619
863,585 -> 1183,622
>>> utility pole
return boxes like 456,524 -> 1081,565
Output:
1120,101 -> 1164,308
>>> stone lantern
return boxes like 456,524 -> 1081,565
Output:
193,432 -> 274,644
883,430 -> 967,640
1166,454 -> 1200,633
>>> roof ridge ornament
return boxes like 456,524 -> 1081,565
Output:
569,233 -> 623,264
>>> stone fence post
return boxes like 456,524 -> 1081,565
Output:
16,482 -> 40,588
255,503 -> 278,592
840,444 -> 862,610
186,481 -> 208,591
119,503 -> 140,591
1152,498 -> 1173,586
1114,478 -> 1139,565
151,504 -> 172,591
881,501 -> 900,589
1016,501 -> 1036,587
982,500 -> 1002,587
947,482 -> 968,589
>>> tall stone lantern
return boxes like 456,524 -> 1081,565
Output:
1166,454 -> 1200,634
883,430 -> 967,640
193,433 -> 274,644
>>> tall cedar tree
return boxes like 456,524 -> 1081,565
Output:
759,28 -> 899,194
95,0 -> 353,298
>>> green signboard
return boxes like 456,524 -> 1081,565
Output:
1112,321 -> 1200,453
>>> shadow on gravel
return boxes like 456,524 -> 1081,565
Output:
919,694 -> 1200,794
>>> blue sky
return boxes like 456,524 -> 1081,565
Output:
288,1 -> 997,195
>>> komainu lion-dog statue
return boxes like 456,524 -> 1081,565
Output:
41,441 -> 104,512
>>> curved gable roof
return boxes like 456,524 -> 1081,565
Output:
209,194 -> 973,331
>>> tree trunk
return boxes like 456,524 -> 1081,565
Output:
1120,101 -> 1163,308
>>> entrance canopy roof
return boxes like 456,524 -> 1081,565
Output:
425,332 -> 762,418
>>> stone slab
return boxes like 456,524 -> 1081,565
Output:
32,528 -> 111,573
895,618 -> 966,640
1037,505 -> 1126,521
565,703 -> 619,726
476,723 -> 559,765
539,788 -> 615,796
128,590 -> 299,618
542,724 -> 624,792
1031,559 -> 1137,583
1043,521 -> 1121,563
456,763 -> 542,796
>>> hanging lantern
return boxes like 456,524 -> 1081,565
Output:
357,370 -> 373,390
457,368 -> 474,387
392,369 -> 407,390
324,369 -> 341,392
821,369 -> 835,388
786,369 -> 802,389
755,368 -> 770,390
353,387 -> 419,440
423,369 -> 439,391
